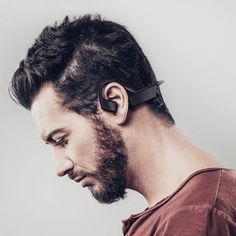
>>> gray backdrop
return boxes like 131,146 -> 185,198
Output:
1,0 -> 235,235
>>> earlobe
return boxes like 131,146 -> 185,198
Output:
98,82 -> 129,125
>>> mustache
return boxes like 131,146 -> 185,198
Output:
66,169 -> 95,180
66,169 -> 84,180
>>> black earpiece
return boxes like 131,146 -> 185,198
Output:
98,80 -> 164,113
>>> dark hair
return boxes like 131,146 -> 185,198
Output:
9,14 -> 175,124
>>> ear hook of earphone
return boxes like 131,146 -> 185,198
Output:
98,80 -> 164,113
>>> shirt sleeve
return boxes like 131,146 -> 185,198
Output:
154,205 -> 236,236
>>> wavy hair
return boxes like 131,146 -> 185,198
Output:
9,14 -> 174,124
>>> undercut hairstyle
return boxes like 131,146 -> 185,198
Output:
9,14 -> 175,124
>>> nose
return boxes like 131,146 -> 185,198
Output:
53,148 -> 74,177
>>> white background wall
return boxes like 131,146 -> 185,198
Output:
1,0 -> 235,235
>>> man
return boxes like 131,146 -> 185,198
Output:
9,15 -> 236,235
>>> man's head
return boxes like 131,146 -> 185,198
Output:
9,14 -> 175,204
31,83 -> 128,204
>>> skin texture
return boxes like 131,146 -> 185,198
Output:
31,82 -> 223,207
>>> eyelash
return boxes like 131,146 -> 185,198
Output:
54,136 -> 68,148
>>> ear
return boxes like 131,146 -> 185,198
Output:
98,82 -> 129,125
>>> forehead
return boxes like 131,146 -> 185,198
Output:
31,83 -> 63,122
31,83 -> 77,140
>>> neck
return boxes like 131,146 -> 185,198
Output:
124,106 -> 223,207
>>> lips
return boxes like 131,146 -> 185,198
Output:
71,174 -> 94,188
81,177 -> 94,188
73,175 -> 86,183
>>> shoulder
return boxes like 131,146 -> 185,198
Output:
156,168 -> 236,235
166,168 -> 236,221
157,204 -> 236,236
171,168 -> 236,209
215,169 -> 236,218
165,168 -> 225,209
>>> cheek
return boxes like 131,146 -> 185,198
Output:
67,132 -> 97,168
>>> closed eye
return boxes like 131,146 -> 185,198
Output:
54,135 -> 69,148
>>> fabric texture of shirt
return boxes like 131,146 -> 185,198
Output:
122,168 -> 236,236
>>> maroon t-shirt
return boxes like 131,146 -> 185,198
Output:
122,168 -> 236,235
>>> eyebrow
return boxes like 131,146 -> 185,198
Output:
43,128 -> 67,144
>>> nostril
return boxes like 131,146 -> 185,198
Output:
55,159 -> 74,177
56,166 -> 69,177
65,169 -> 75,179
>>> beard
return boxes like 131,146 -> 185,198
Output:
82,115 -> 128,204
